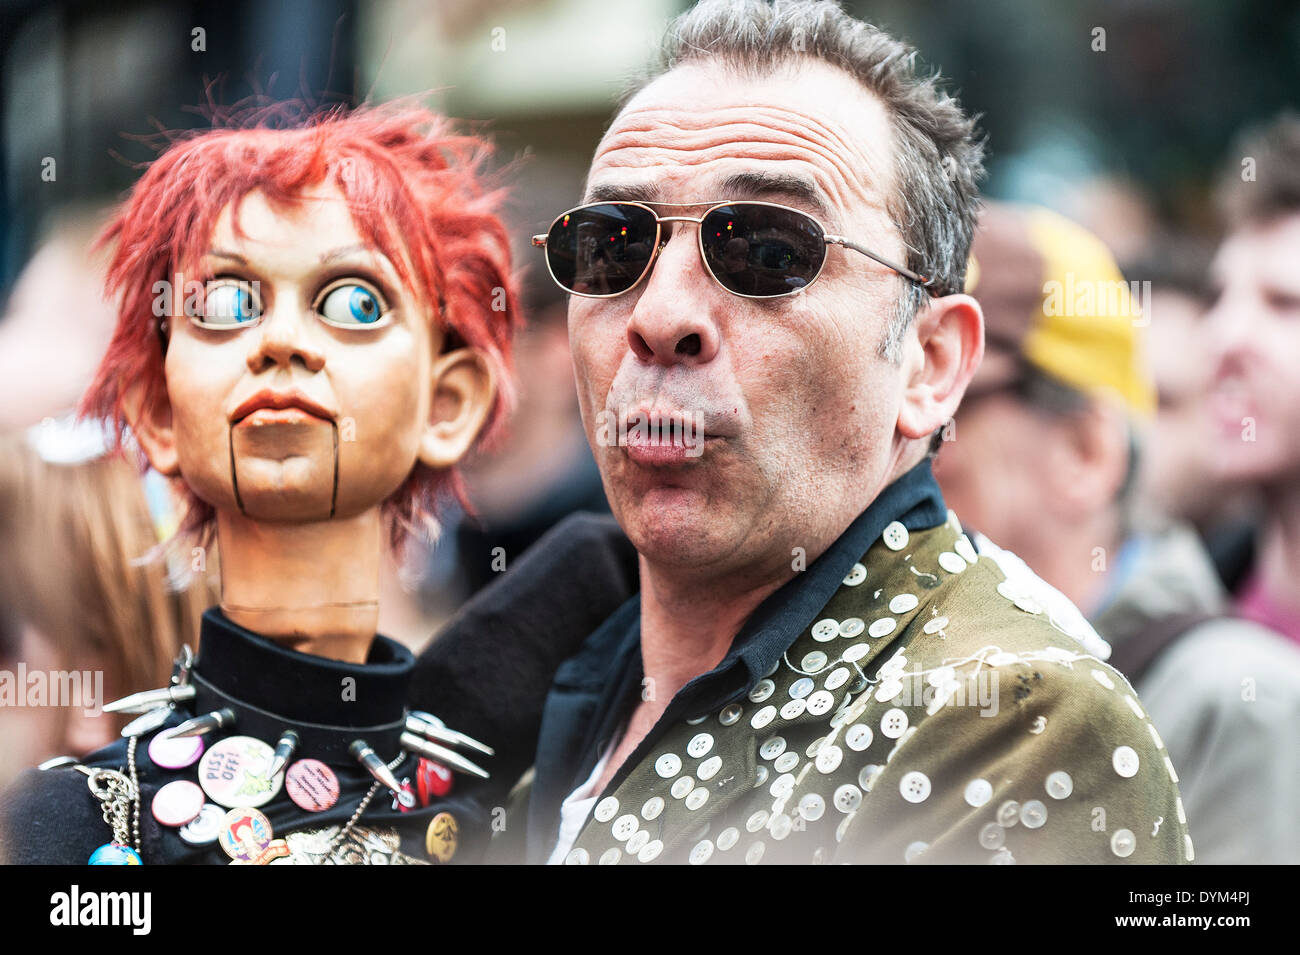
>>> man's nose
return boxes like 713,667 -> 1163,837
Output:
247,298 -> 327,374
624,229 -> 721,366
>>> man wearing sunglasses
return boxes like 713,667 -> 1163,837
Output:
481,0 -> 1190,865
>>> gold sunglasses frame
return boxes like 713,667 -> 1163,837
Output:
531,199 -> 935,300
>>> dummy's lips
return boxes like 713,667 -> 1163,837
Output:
231,390 -> 335,425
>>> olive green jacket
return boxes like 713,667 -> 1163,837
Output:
496,512 -> 1192,865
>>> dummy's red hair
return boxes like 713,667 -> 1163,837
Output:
81,102 -> 519,551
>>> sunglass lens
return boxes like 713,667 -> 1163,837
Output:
546,204 -> 658,296
700,204 -> 825,296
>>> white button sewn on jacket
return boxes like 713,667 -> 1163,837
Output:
745,841 -> 766,865
834,783 -> 863,812
904,840 -> 929,863
697,755 -> 722,781
611,814 -> 638,841
889,593 -> 919,614
770,773 -> 796,799
718,703 -> 743,726
655,754 -> 681,779
686,787 -> 709,811
641,796 -> 664,821
811,618 -> 840,642
599,847 -> 622,865
746,809 -> 770,833
880,708 -> 909,738
928,665 -> 956,686
843,643 -> 871,663
923,616 -> 950,635
1124,695 -> 1145,719
790,677 -> 815,699
751,705 -> 777,729
594,796 -> 620,822
769,813 -> 793,840
990,848 -> 1016,865
565,848 -> 589,865
625,832 -> 646,857
883,521 -> 909,550
964,778 -> 993,807
748,679 -> 775,703
869,617 -> 898,638
997,800 -> 1020,827
638,839 -> 663,863
899,771 -> 931,803
716,827 -> 740,851
687,733 -> 713,758
774,752 -> 799,774
1110,828 -> 1136,858
816,745 -> 844,774
1163,755 -> 1179,783
1091,668 -> 1116,690
806,690 -> 836,716
824,667 -> 851,691
1020,799 -> 1047,828
859,764 -> 884,791
979,823 -> 1005,849
839,617 -> 866,638
670,776 -> 695,799
1112,745 -> 1140,778
780,699 -> 807,720
760,736 -> 787,760
874,680 -> 904,704
689,840 -> 714,865
954,535 -> 978,564
845,722 -> 873,752
798,792 -> 826,821
805,736 -> 826,758
938,552 -> 967,574
801,650 -> 828,672
1045,770 -> 1073,799
843,563 -> 867,586
754,765 -> 769,787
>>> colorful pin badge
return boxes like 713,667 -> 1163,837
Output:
391,779 -> 417,813
416,758 -> 453,805
218,807 -> 274,862
149,728 -> 205,770
198,735 -> 282,808
179,803 -> 225,846
285,759 -> 340,813
151,780 -> 204,827
230,838 -> 290,865
88,843 -> 142,865
425,811 -> 458,863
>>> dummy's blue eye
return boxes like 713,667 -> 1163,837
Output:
319,283 -> 386,327
194,281 -> 261,327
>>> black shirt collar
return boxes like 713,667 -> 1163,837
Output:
196,608 -> 413,728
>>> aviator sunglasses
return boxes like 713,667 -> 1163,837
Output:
532,200 -> 935,299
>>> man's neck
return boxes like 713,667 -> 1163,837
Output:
1256,479 -> 1300,613
216,508 -> 383,663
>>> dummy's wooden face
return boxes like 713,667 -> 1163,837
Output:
162,182 -> 439,522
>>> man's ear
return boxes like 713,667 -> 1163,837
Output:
897,293 -> 984,440
122,379 -> 180,476
417,348 -> 497,470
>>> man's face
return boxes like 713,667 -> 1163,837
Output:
568,61 -> 916,576
1204,213 -> 1300,487
163,183 -> 438,521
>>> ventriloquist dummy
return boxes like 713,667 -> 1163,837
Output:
0,104 -> 521,864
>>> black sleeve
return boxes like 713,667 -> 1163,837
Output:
408,511 -> 638,806
0,767 -> 110,865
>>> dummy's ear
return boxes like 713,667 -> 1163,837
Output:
896,293 -> 984,441
417,348 -> 496,470
122,378 -> 180,476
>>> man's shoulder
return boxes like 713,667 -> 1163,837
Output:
1,745 -> 128,864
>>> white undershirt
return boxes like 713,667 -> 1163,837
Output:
546,735 -> 619,865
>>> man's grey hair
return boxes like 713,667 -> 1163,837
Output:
629,0 -> 986,360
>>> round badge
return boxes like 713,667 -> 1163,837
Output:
179,803 -> 226,846
218,807 -> 274,861
88,843 -> 142,865
285,759 -> 340,813
151,779 -> 204,827
425,811 -> 459,863
148,729 -> 205,770
416,758 -> 453,804
198,735 -> 282,808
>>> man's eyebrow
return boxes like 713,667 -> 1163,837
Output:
583,182 -> 663,205
715,172 -> 831,220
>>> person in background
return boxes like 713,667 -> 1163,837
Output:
935,200 -> 1300,863
0,420 -> 215,791
1205,113 -> 1300,649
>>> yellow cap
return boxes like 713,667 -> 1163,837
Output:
966,204 -> 1155,417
